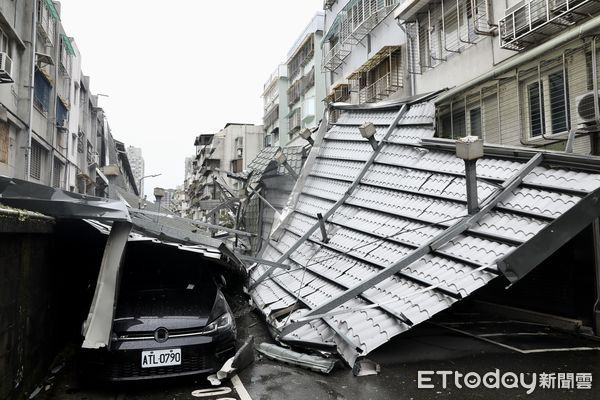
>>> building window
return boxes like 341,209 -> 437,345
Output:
0,121 -> 8,164
548,71 -> 569,134
30,140 -> 45,180
0,28 -> 10,56
52,157 -> 63,188
527,81 -> 545,137
469,108 -> 482,137
56,98 -> 68,127
526,70 -> 569,138
34,70 -> 52,112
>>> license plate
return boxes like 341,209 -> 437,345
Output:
141,348 -> 181,368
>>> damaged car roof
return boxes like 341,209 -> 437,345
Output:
248,97 -> 600,367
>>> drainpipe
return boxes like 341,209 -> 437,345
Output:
396,20 -> 416,96
49,18 -> 59,187
26,2 -> 38,181
592,218 -> 600,335
434,14 -> 600,105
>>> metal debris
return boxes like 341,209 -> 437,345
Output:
352,359 -> 381,377
207,336 -> 255,386
256,343 -> 337,374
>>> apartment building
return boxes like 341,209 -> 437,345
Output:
0,0 -> 131,196
262,12 -> 326,147
322,1 -> 407,105
262,65 -> 288,147
186,124 -> 265,220
126,145 -> 144,194
394,0 -> 600,153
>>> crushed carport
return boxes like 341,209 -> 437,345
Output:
247,95 -> 600,367
0,177 -> 245,352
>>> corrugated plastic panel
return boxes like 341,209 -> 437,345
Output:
303,176 -> 351,201
249,99 -> 600,368
319,140 -> 373,161
310,158 -> 364,182
335,110 -> 398,125
524,166 -> 600,193
326,125 -> 388,141
387,126 -> 435,144
398,101 -> 436,125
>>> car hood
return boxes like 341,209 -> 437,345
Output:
113,288 -> 215,334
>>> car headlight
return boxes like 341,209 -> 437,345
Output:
202,313 -> 233,334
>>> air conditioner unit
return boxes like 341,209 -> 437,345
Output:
575,91 -> 600,125
0,52 -> 13,83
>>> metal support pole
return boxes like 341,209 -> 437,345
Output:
464,159 -> 479,214
156,198 -> 161,223
282,161 -> 299,180
592,218 -> 600,335
317,213 -> 329,244
591,37 -> 599,155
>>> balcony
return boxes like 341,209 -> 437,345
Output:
348,45 -> 403,103
499,0 -> 600,51
288,34 -> 315,80
59,34 -> 75,77
37,0 -> 57,47
358,71 -> 402,103
327,83 -> 350,103
323,0 -> 400,72
288,79 -> 302,106
288,108 -> 302,134
264,104 -> 279,128
301,67 -> 315,95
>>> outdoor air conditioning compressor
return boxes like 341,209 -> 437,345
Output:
575,91 -> 600,125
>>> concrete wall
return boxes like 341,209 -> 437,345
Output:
0,215 -> 106,400
0,211 -> 54,400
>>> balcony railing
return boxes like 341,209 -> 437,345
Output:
37,0 -> 56,46
288,108 -> 302,134
323,0 -> 400,72
264,104 -> 279,128
499,0 -> 600,51
359,71 -> 401,103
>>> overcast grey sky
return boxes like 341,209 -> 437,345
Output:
57,0 -> 323,196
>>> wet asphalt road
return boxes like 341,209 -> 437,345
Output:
37,308 -> 600,400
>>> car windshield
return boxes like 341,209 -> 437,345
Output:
121,261 -> 213,290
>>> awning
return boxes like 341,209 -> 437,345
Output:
322,13 -> 342,44
45,0 -> 59,19
346,45 -> 401,80
61,33 -> 75,56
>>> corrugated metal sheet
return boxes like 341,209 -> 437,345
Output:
248,99 -> 600,367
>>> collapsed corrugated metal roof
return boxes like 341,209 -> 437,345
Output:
245,145 -> 307,185
243,145 -> 308,253
248,98 -> 600,366
0,176 -> 130,221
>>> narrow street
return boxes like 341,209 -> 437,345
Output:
3,1 -> 600,400
36,305 -> 600,400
